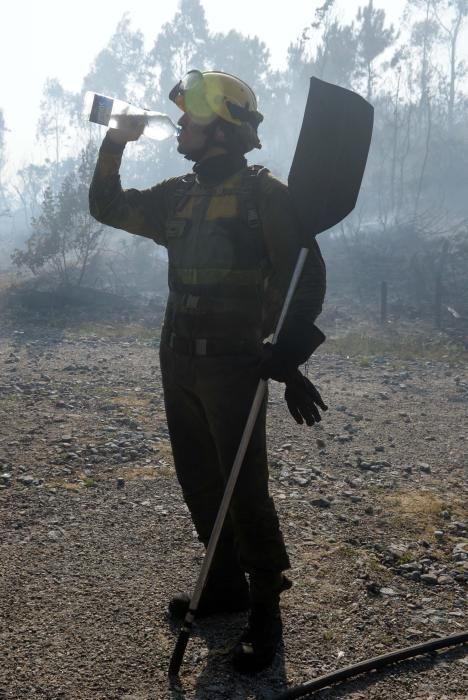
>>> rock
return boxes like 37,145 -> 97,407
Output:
387,544 -> 409,559
17,475 -> 35,486
292,476 -> 310,487
380,587 -> 398,596
334,435 -> 352,443
369,462 -> 384,472
419,557 -> 434,567
310,496 -> 332,509
452,543 -> 468,561
420,573 -> 439,585
399,561 -> 420,572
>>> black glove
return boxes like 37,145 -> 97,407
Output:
284,369 -> 328,426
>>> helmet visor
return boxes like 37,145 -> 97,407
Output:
169,70 -> 216,124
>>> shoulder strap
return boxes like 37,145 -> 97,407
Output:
171,173 -> 196,214
244,164 -> 270,230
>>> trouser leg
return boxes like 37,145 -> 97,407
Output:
160,345 -> 246,591
194,353 -> 290,574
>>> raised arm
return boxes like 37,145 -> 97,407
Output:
89,133 -> 178,247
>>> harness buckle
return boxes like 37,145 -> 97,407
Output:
194,338 -> 208,356
186,294 -> 200,309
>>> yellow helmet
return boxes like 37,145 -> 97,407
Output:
169,70 -> 263,129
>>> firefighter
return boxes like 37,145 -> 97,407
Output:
89,70 -> 326,673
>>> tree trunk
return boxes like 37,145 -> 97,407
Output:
447,10 -> 463,134
434,239 -> 449,330
380,281 -> 388,325
415,99 -> 432,216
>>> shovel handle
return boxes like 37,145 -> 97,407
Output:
168,625 -> 192,677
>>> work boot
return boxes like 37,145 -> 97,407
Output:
232,571 -> 291,673
232,605 -> 283,673
168,571 -> 250,620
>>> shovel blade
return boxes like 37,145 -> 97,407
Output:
288,77 -> 374,240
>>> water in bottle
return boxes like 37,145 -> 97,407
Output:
83,91 -> 179,141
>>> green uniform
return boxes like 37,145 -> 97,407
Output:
90,135 -> 325,579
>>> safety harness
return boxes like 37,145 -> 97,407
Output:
163,165 -> 271,355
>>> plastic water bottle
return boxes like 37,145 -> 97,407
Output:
83,91 -> 179,141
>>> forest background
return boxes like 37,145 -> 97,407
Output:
1,0 -> 468,343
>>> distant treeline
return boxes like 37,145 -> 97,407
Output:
1,0 -> 468,325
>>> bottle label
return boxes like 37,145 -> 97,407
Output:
89,94 -> 114,126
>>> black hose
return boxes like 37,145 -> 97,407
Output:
273,630 -> 468,700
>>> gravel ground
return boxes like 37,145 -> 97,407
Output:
0,323 -> 467,700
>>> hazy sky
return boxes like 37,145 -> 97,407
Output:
0,0 -> 407,176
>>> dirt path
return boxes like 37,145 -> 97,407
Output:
1,326 -> 467,699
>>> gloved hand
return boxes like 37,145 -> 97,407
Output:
258,321 -> 327,425
284,369 -> 328,426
